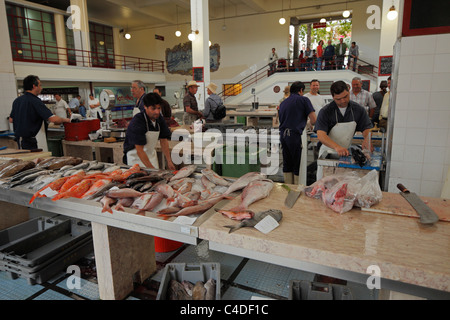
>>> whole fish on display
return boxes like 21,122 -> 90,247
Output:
224,172 -> 267,195
226,179 -> 274,212
9,170 -> 53,188
224,209 -> 282,233
201,168 -> 231,186
52,179 -> 94,201
170,164 -> 196,181
0,160 -> 35,178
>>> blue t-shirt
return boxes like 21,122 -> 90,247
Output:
123,111 -> 172,155
10,92 -> 53,138
279,93 -> 315,135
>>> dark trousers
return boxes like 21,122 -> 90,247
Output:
16,137 -> 38,150
280,130 -> 302,176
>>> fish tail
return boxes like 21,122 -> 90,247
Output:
157,214 -> 172,220
52,193 -> 65,201
29,193 -> 40,204
223,225 -> 239,233
101,206 -> 113,214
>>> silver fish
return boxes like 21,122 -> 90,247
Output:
201,168 -> 230,186
87,161 -> 105,171
8,167 -> 44,182
228,179 -> 274,212
59,165 -> 74,171
224,209 -> 282,233
9,170 -> 53,188
0,161 -> 36,178
224,172 -> 267,195
69,161 -> 90,171
170,164 -> 197,181
103,165 -> 121,173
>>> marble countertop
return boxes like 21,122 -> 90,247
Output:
198,183 -> 450,293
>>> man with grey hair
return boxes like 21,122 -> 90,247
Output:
131,80 -> 146,116
350,77 -> 376,117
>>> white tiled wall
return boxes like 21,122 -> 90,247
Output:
388,33 -> 450,198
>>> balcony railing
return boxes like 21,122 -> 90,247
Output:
219,55 -> 378,102
10,41 -> 165,73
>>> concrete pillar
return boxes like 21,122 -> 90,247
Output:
54,13 -> 68,66
190,0 -> 210,110
69,0 -> 91,67
0,0 -> 17,131
113,27 -> 122,70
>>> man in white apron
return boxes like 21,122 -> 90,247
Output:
314,81 -> 373,180
9,75 -> 70,150
123,92 -> 176,170
131,80 -> 146,117
88,93 -> 102,119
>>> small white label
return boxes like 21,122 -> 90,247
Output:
174,216 -> 197,226
254,216 -> 279,234
41,187 -> 58,197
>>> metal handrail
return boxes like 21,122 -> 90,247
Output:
10,41 -> 165,72
219,55 -> 378,102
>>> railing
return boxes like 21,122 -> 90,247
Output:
10,41 -> 165,73
219,55 -> 378,102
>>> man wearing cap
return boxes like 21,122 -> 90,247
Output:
203,83 -> 223,123
183,80 -> 202,125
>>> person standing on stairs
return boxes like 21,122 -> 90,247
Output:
278,81 -> 316,185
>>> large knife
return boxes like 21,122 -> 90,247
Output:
397,184 -> 439,225
282,184 -> 303,208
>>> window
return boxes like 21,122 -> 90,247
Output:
89,22 -> 115,68
7,3 -> 58,64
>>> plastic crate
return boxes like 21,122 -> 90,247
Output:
156,262 -> 221,300
0,217 -> 66,251
289,280 -> 353,300
4,238 -> 93,285
212,145 -> 264,178
0,219 -> 91,267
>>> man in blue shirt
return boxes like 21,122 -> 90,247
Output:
9,75 -> 70,150
278,81 -> 316,184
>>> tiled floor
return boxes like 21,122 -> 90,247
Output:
0,239 -> 378,300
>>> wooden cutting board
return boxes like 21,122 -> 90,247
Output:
361,192 -> 450,222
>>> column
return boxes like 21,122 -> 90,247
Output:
190,0 -> 210,110
0,0 -> 17,131
69,0 -> 91,67
54,13 -> 68,66
113,27 -> 122,70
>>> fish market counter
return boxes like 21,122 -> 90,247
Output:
198,184 -> 450,299
0,184 -> 219,300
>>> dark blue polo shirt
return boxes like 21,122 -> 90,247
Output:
123,111 -> 171,155
314,100 -> 373,135
279,93 -> 315,135
10,92 -> 53,138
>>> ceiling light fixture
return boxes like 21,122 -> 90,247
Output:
279,1 -> 286,25
387,5 -> 398,20
124,32 -> 131,40
188,30 -> 199,41
320,18 -> 326,23
175,5 -> 181,37
222,0 -> 227,31
342,0 -> 350,18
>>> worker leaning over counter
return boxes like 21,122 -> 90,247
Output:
9,75 -> 70,150
123,92 -> 176,170
314,80 -> 373,180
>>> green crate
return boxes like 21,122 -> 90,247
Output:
46,136 -> 64,157
213,145 -> 264,178
236,116 -> 246,125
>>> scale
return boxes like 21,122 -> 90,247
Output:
100,89 -> 115,129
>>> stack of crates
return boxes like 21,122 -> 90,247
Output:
0,216 -> 93,285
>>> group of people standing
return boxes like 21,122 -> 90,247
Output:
300,39 -> 359,71
278,76 -> 391,183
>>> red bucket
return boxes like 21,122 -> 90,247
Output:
64,119 -> 100,141
154,237 -> 183,253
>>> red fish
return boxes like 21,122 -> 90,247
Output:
81,179 -> 112,199
215,209 -> 254,221
59,171 -> 86,193
29,176 -> 69,204
52,179 -> 93,201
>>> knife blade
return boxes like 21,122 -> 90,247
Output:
282,184 -> 303,208
397,183 -> 439,225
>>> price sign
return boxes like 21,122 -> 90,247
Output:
379,56 -> 393,76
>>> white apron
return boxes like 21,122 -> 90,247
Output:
126,115 -> 160,169
35,122 -> 48,152
317,108 -> 357,180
